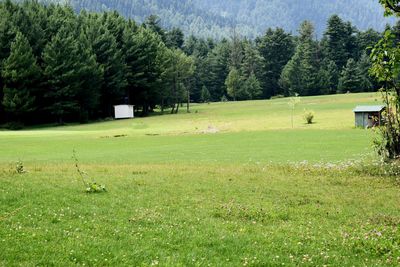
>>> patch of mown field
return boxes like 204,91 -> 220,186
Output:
1,93 -> 399,266
1,163 -> 399,266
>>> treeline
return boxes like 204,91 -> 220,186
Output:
186,14 -> 383,101
49,0 -> 392,39
0,0 -> 195,125
0,0 -> 388,126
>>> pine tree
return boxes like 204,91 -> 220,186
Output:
279,52 -> 302,96
258,28 -> 294,98
324,15 -> 356,69
144,15 -> 166,42
123,27 -> 165,116
242,42 -> 265,84
162,48 -> 195,113
42,26 -> 83,123
357,53 -> 374,91
317,60 -> 339,94
85,18 -> 127,117
243,73 -> 262,100
103,11 -> 130,49
225,68 -> 243,101
74,31 -> 103,122
280,21 -> 319,96
165,27 -> 184,49
200,86 -> 211,103
2,31 -> 40,120
202,40 -> 230,101
229,31 -> 244,70
338,58 -> 362,93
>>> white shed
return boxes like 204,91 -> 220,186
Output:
114,105 -> 134,119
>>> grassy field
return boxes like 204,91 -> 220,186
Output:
1,93 -> 400,266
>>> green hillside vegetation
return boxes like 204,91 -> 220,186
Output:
0,1 -> 389,127
48,0 -> 393,38
1,93 -> 400,266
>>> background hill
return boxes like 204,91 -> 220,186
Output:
51,0 -> 393,38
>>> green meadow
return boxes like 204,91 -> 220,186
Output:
1,93 -> 400,266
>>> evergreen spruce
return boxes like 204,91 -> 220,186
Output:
2,31 -> 40,121
258,28 -> 294,98
338,58 -> 362,93
200,86 -> 211,103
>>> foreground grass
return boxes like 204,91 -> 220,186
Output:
1,93 -> 399,266
1,163 -> 399,266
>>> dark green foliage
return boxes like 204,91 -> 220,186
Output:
165,27 -> 184,49
42,24 -> 102,123
371,2 -> 400,159
143,15 -> 166,42
357,53 -> 374,91
280,21 -> 320,96
338,58 -> 363,93
161,48 -> 195,113
225,68 -> 243,101
317,60 -> 339,95
123,27 -> 165,116
84,15 -> 127,117
2,32 -> 40,121
0,1 -> 384,125
257,28 -> 294,98
243,73 -> 262,100
45,0 -> 392,39
200,86 -> 211,103
324,15 -> 356,69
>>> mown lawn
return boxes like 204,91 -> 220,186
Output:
1,93 -> 399,266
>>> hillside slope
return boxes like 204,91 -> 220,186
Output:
50,0 -> 393,38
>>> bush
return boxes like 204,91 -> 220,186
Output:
15,160 -> 26,174
220,95 -> 228,102
303,110 -> 315,124
270,94 -> 285,99
3,121 -> 24,130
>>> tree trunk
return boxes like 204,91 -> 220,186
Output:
187,89 -> 190,113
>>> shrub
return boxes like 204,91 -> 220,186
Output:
270,94 -> 285,99
72,150 -> 106,193
3,122 -> 24,130
15,160 -> 26,174
303,109 -> 315,124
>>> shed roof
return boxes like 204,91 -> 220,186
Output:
353,105 -> 385,113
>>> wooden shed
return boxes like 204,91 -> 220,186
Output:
353,105 -> 385,128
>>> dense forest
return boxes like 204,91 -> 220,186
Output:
45,0 -> 394,39
0,0 -> 394,127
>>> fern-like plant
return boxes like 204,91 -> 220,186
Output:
72,150 -> 106,193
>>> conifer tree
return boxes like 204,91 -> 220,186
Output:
42,26 -> 83,123
258,28 -> 294,98
74,31 -> 103,122
123,27 -> 165,116
318,60 -> 339,94
243,73 -> 262,100
225,68 -> 243,101
324,15 -> 356,69
165,27 -> 184,49
2,31 -> 40,120
85,19 -> 127,117
338,58 -> 362,93
357,53 -> 374,91
280,21 -> 319,96
200,86 -> 211,103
